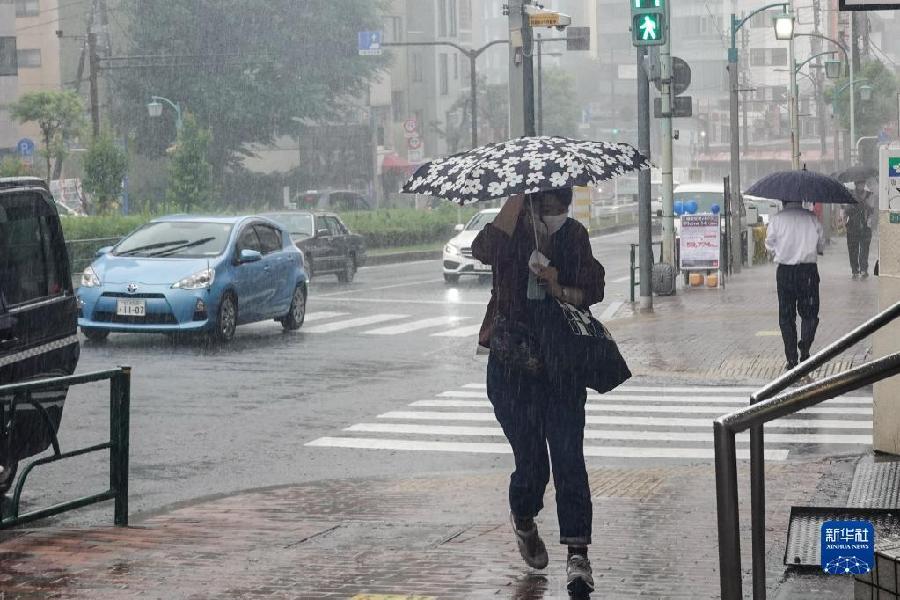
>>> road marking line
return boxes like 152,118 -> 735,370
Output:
756,330 -> 782,337
344,423 -> 872,445
317,279 -> 443,297
303,314 -> 408,333
323,297 -> 488,306
599,301 -> 624,321
365,316 -> 466,335
413,399 -> 871,416
376,411 -> 872,429
611,275 -> 632,283
436,391 -> 872,405
305,436 -> 788,460
303,311 -> 349,322
431,324 -> 483,338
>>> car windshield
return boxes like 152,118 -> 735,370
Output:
674,191 -> 725,214
465,211 -> 498,231
114,221 -> 234,258
267,214 -> 314,237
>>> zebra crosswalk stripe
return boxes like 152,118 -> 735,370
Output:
302,314 -> 408,334
365,316 -> 467,335
305,383 -> 874,460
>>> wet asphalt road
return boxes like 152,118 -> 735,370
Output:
21,229 -> 639,526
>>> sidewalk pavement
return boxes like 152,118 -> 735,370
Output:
609,237 -> 877,384
4,236 -> 879,599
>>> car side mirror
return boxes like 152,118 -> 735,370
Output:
316,229 -> 330,238
454,223 -> 465,232
96,246 -> 113,257
239,249 -> 262,263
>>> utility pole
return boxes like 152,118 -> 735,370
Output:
728,17 -> 743,274
507,0 -> 527,138
788,1 -> 800,170
850,13 -> 858,163
537,33 -> 543,135
88,30 -> 100,137
659,0 -> 674,267
638,47 -> 653,312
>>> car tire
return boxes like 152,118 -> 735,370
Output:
213,292 -> 238,343
0,462 -> 18,496
82,327 -> 109,342
281,286 -> 306,331
337,256 -> 356,283
443,273 -> 460,285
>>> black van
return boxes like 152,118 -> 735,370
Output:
0,177 -> 79,494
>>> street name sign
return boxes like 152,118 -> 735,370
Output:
839,0 -> 900,10
654,95 -> 692,118
529,12 -> 563,27
654,57 -> 691,96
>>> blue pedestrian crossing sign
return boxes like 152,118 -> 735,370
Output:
358,31 -> 383,56
17,138 -> 34,157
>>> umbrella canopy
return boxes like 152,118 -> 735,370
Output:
837,164 -> 878,183
401,136 -> 650,204
745,170 -> 856,205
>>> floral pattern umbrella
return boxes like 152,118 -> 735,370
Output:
401,136 -> 650,204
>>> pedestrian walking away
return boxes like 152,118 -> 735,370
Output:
472,188 -> 605,596
765,201 -> 825,370
844,180 -> 875,279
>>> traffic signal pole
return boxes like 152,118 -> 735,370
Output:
638,47 -> 654,312
659,2 -> 675,267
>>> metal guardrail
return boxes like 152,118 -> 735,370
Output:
0,366 -> 131,529
629,242 -> 663,303
714,301 -> 900,599
65,237 -> 120,277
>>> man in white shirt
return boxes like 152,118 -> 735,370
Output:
765,202 -> 825,369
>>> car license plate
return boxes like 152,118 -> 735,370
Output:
116,299 -> 146,317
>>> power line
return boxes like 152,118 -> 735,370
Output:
15,0 -> 95,33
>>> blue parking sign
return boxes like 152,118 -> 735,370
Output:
358,31 -> 383,56
17,138 -> 34,157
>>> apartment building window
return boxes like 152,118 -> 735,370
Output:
0,37 -> 17,76
412,53 -> 423,83
392,90 -> 405,121
15,0 -> 39,17
449,0 -> 458,36
750,49 -> 766,67
383,16 -> 402,43
459,0 -> 472,30
771,48 -> 787,66
16,48 -> 40,68
438,0 -> 448,37
439,53 -> 449,95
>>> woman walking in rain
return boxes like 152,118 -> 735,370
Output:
472,188 -> 605,596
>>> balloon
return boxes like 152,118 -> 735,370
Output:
711,203 -> 721,215
686,200 -> 698,214
674,201 -> 684,216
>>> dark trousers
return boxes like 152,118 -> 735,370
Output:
847,228 -> 872,275
486,354 -> 592,545
776,263 -> 820,366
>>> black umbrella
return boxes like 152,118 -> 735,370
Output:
745,170 -> 856,204
401,136 -> 650,204
837,165 -> 877,183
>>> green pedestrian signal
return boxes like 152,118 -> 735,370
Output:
630,0 -> 666,47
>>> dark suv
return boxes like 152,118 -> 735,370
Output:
296,190 -> 372,212
0,177 -> 79,494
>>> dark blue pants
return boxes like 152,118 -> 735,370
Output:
486,354 -> 592,545
776,263 -> 820,366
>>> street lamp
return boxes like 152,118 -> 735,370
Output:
147,96 -> 183,131
860,84 -> 873,102
728,2 -> 788,273
825,59 -> 842,80
773,12 -> 794,40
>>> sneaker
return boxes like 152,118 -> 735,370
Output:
852,273 -> 860,280
566,554 -> 595,595
862,272 -> 869,279
509,512 -> 548,569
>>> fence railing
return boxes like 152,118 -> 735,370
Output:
0,366 -> 131,529
65,237 -> 120,278
714,301 -> 900,599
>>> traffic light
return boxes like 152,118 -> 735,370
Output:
630,0 -> 665,47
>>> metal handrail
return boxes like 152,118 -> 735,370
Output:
715,300 -> 900,599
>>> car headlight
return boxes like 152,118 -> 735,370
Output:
81,265 -> 101,288
445,244 -> 459,256
172,268 -> 215,290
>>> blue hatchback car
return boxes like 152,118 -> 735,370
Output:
77,215 -> 308,342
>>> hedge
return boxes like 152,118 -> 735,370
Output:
60,206 -> 480,251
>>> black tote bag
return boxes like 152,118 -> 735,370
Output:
529,298 -> 631,394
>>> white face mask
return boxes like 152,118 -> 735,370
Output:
542,213 -> 568,235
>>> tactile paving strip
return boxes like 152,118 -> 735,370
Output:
849,461 -> 900,508
784,508 -> 900,567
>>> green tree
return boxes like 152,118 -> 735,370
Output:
113,0 -> 387,192
9,91 -> 86,180
0,156 -> 34,178
167,114 -> 212,212
82,132 -> 128,215
829,60 -> 899,141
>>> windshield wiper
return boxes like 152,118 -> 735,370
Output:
116,239 -> 189,256
148,237 -> 217,257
